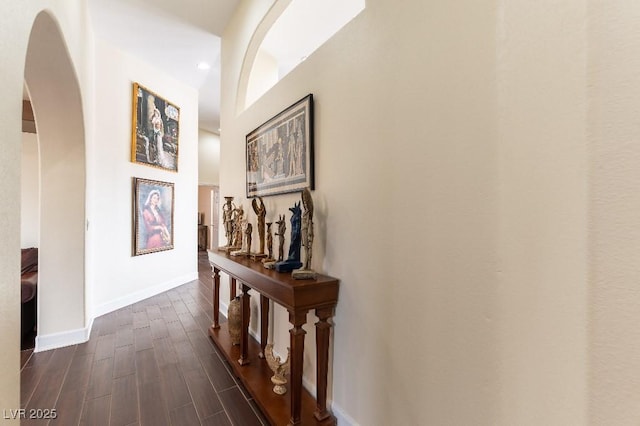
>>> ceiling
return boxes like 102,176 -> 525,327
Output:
88,0 -> 241,134
88,0 -> 364,134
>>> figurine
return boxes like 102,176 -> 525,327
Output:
220,196 -> 235,249
230,205 -> 244,250
245,222 -> 253,254
266,222 -> 274,260
230,216 -> 252,257
261,222 -> 276,266
275,215 -> 286,262
275,202 -> 303,272
265,344 -> 290,395
264,216 -> 285,269
252,197 -> 267,256
292,188 -> 317,279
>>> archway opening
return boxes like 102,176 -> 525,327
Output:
240,0 -> 365,110
24,11 -> 87,351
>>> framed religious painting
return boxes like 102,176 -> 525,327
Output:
131,82 -> 180,172
246,94 -> 314,197
133,177 -> 174,256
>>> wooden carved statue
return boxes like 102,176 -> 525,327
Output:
230,208 -> 251,257
265,344 -> 290,395
230,205 -> 244,249
266,222 -> 274,259
245,222 -> 253,254
275,215 -> 286,262
292,188 -> 317,279
252,197 -> 267,255
262,222 -> 276,266
221,196 -> 235,248
301,188 -> 314,270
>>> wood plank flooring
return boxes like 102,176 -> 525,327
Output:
20,253 -> 268,426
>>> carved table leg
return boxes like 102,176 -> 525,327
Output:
238,283 -> 251,366
259,294 -> 269,359
230,277 -> 237,300
314,307 -> 335,421
288,310 -> 308,426
211,266 -> 220,329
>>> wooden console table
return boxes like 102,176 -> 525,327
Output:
207,250 -> 339,426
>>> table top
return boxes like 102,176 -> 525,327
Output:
208,250 -> 339,312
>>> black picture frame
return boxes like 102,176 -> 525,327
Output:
246,94 -> 314,197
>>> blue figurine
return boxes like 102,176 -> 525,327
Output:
275,201 -> 303,272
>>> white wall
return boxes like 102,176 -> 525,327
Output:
198,129 -> 220,249
2,3 -> 200,411
19,9 -> 201,351
245,48 -> 278,108
3,1 -> 640,424
223,1 -> 501,424
198,129 -> 220,185
21,133 -> 39,248
221,1 -> 588,424
26,10 -> 88,347
495,2 -> 589,424
90,39 -> 199,317
0,0 -> 96,415
588,1 -> 640,423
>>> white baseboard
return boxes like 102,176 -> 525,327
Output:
92,272 -> 199,318
220,300 -> 229,317
35,317 -> 94,353
332,402 -> 358,426
267,347 -> 360,425
35,273 -> 197,352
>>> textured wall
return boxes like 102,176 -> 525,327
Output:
588,1 -> 640,424
220,0 -> 594,424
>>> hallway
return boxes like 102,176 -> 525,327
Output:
20,253 -> 267,425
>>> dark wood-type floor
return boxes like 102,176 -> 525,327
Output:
20,252 -> 269,426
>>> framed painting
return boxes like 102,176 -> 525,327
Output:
131,82 -> 180,172
246,94 -> 314,198
133,177 -> 174,256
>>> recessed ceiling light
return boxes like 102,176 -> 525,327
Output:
197,62 -> 211,70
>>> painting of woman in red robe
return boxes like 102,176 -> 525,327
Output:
134,178 -> 174,255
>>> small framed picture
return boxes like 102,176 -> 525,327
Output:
133,177 -> 174,256
246,94 -> 314,197
131,82 -> 179,172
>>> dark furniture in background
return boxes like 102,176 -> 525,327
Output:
198,224 -> 208,251
21,247 -> 38,342
208,250 -> 339,426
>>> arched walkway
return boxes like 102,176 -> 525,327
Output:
24,11 -> 86,350
238,0 -> 365,111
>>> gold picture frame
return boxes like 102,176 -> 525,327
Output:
133,177 -> 174,256
131,82 -> 180,172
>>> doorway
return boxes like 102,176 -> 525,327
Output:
198,185 -> 220,251
23,10 -> 87,353
20,97 -> 39,352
